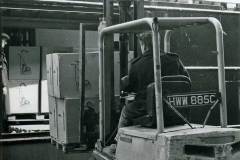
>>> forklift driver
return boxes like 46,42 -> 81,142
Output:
0,33 -> 10,132
103,32 -> 190,156
118,32 -> 190,129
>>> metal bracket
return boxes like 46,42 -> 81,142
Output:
164,98 -> 195,129
95,139 -> 103,152
202,99 -> 220,128
152,17 -> 159,32
98,19 -> 107,33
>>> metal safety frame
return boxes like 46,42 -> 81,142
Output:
98,17 -> 227,144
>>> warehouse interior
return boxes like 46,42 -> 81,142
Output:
1,0 -> 240,160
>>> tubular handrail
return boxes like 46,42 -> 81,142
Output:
98,17 -> 227,144
164,30 -> 172,53
208,17 -> 227,127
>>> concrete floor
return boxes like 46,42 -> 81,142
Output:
0,139 -> 91,160
1,139 -> 240,160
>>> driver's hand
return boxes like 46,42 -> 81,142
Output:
121,75 -> 129,91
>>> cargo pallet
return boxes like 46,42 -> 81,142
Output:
50,138 -> 87,153
7,113 -> 49,133
8,113 -> 49,124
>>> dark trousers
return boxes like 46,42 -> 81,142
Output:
115,100 -> 147,140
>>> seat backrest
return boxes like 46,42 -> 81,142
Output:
147,75 -> 191,114
144,75 -> 191,127
162,75 -> 191,94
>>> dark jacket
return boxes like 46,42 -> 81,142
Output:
126,51 -> 189,99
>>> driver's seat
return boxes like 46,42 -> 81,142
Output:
133,75 -> 191,128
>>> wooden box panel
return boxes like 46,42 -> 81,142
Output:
52,53 -> 80,98
9,47 -> 40,80
48,96 -> 57,139
56,98 -> 81,144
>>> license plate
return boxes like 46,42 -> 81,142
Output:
166,92 -> 217,108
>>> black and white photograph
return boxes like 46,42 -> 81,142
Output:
1,0 -> 240,160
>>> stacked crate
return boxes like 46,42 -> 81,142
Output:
6,46 -> 73,116
6,47 -> 41,115
47,51 -> 121,151
47,53 -> 81,152
41,47 -> 74,113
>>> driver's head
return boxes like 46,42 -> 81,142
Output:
1,33 -> 10,49
137,32 -> 152,55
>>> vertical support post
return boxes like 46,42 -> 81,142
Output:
0,8 -> 7,133
0,6 -> 4,133
119,0 -> 131,77
0,8 -> 2,48
152,20 -> 164,133
164,30 -> 172,53
102,0 -> 114,146
133,0 -> 144,58
119,34 -> 129,78
217,31 -> 228,127
216,25 -> 227,127
38,47 -> 42,115
79,23 -> 85,143
134,0 -> 144,19
98,25 -> 105,144
209,18 -> 227,127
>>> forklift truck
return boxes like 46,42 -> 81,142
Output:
93,17 -> 240,160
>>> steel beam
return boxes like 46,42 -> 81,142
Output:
133,0 -> 144,58
101,0 -> 114,146
119,0 -> 131,78
2,17 -> 82,29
